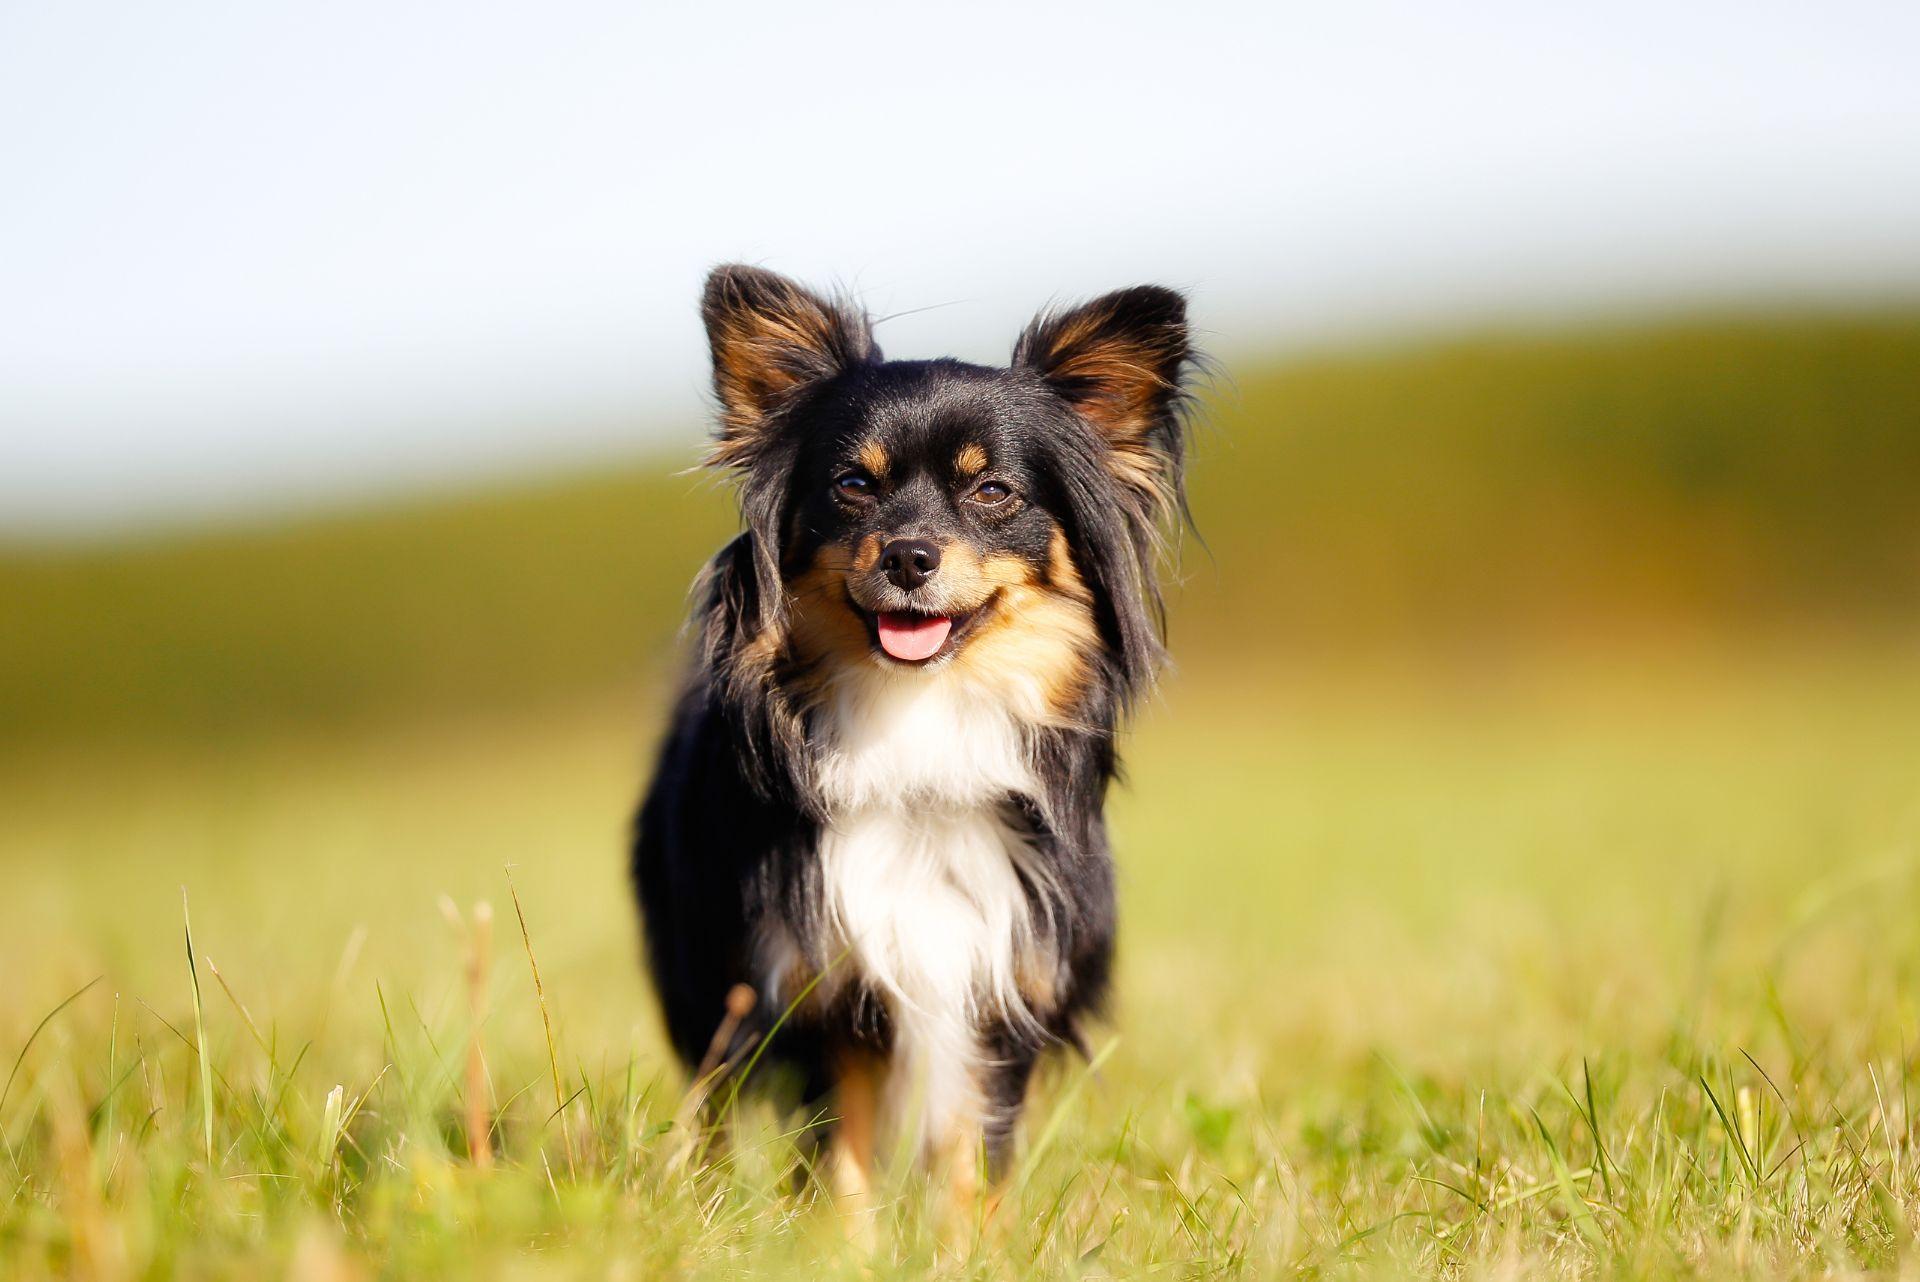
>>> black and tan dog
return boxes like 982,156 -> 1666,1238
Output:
633,265 -> 1197,1205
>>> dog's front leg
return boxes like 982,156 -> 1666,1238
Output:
829,1046 -> 883,1244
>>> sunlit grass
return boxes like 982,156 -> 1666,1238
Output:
4,641 -> 1920,1277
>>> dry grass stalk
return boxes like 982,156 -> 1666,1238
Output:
49,1056 -> 125,1282
505,868 -> 575,1175
180,888 -> 214,1168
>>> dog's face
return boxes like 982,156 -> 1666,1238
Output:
784,363 -> 1094,669
700,266 -> 1192,710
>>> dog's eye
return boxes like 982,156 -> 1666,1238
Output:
970,480 -> 1012,505
833,472 -> 873,499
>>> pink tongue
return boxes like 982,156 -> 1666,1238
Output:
876,612 -> 953,662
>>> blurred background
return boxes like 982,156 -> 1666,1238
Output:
3,1 -> 1919,1075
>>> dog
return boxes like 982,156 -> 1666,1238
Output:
632,264 -> 1197,1206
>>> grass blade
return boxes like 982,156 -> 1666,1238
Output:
506,868 -> 572,1176
1531,1108 -> 1606,1250
0,975 -> 102,1125
1699,1075 -> 1758,1184
182,889 -> 214,1168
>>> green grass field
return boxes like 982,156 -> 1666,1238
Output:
3,314 -> 1920,1278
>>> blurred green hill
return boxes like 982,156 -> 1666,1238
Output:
3,312 -> 1917,752
1194,314 -> 1920,640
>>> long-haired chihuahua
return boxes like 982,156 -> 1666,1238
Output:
633,264 -> 1197,1206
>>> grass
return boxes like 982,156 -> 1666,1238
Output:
5,647 -> 1919,1278
3,313 -> 1920,1277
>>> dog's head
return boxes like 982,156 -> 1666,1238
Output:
699,265 -> 1195,719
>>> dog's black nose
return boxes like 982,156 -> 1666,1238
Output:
880,538 -> 941,591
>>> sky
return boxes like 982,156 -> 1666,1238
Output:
3,0 -> 1918,533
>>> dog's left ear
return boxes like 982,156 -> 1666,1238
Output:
1013,285 -> 1193,513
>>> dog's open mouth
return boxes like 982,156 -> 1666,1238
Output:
852,595 -> 998,666
875,612 -> 952,662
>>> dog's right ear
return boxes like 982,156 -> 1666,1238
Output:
701,264 -> 876,468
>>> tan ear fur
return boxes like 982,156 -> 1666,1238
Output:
702,264 -> 876,468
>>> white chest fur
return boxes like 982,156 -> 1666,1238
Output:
806,665 -> 1047,1147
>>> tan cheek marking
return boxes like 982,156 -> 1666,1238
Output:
972,590 -> 1100,717
957,600 -> 1099,722
951,524 -> 1099,720
978,552 -> 1041,590
1046,527 -> 1092,601
934,541 -> 988,602
954,443 -> 988,479
856,441 -> 890,478
785,553 -> 873,683
851,533 -> 883,573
